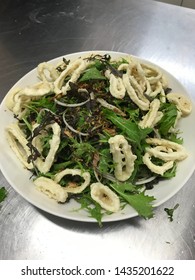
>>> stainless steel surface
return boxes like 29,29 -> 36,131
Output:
0,0 -> 195,260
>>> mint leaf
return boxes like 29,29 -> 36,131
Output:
110,183 -> 155,219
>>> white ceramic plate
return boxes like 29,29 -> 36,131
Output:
0,51 -> 195,222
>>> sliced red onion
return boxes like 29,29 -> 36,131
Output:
102,173 -> 117,182
54,97 -> 90,107
135,176 -> 157,185
38,108 -> 56,115
93,169 -> 101,182
95,168 -> 117,182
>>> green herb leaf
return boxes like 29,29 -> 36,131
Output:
0,187 -> 7,203
158,103 -> 178,136
162,163 -> 177,178
52,161 -> 72,172
103,109 -> 152,145
79,67 -> 106,82
167,134 -> 183,144
110,183 -> 155,219
98,148 -> 112,174
164,203 -> 179,222
72,142 -> 96,165
75,192 -> 104,227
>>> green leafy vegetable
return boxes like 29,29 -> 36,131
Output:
111,183 -> 155,219
164,203 -> 179,222
162,163 -> 177,178
72,142 -> 96,165
158,103 -> 178,136
98,148 -> 112,174
75,192 -> 104,227
79,67 -> 106,82
103,109 -> 152,147
0,187 -> 7,203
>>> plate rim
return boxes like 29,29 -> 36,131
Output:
0,50 -> 195,223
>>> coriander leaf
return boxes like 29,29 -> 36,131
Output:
110,183 -> 155,219
79,67 -> 106,82
0,187 -> 7,203
164,203 -> 179,222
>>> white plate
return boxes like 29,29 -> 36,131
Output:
0,51 -> 195,222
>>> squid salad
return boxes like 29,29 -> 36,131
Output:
5,53 -> 192,224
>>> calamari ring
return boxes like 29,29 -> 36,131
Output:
54,168 -> 91,193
